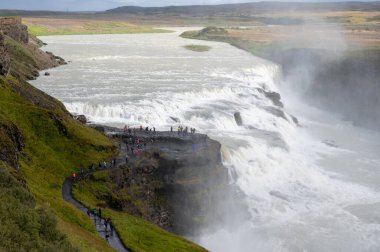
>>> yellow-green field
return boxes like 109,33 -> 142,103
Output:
23,18 -> 171,36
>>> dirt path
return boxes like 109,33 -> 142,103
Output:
62,175 -> 129,252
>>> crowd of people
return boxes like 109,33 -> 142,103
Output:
123,124 -> 197,135
69,123 -> 201,245
171,125 -> 196,135
86,208 -> 114,242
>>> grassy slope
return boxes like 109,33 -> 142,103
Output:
0,35 -> 119,251
23,18 -> 170,36
181,29 -> 274,59
0,161 -> 77,251
1,32 -> 207,251
73,171 -> 208,252
184,45 -> 211,52
0,75 -> 118,251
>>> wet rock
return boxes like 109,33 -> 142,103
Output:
94,125 -> 105,133
75,115 -> 87,124
170,116 -> 181,123
269,190 -> 288,201
234,112 -> 243,126
263,106 -> 287,121
291,115 -> 299,125
257,88 -> 284,107
44,72 -> 50,76
46,51 -> 67,65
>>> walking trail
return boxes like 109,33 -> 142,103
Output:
62,129 -> 204,252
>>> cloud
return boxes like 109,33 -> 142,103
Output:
0,0 -> 379,11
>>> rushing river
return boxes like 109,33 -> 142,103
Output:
32,28 -> 380,252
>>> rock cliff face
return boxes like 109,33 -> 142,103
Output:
0,121 -> 24,170
0,17 -> 66,80
83,133 -> 248,237
0,33 -> 10,75
0,17 -> 28,44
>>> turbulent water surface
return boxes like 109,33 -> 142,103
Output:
32,29 -> 380,252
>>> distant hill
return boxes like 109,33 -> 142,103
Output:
105,1 -> 380,16
1,2 -> 380,18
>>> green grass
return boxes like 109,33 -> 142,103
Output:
184,44 -> 211,52
0,162 -> 77,252
5,36 -> 38,79
73,170 -> 208,252
1,34 -> 205,251
181,29 -> 273,58
0,34 -> 120,251
0,76 -> 117,252
25,21 -> 171,36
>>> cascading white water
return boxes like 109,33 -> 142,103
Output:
31,29 -> 380,252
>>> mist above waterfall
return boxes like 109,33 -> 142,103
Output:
269,20 -> 380,130
32,29 -> 380,252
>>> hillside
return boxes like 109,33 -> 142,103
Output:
0,17 -> 207,251
0,16 -> 119,252
105,1 -> 380,15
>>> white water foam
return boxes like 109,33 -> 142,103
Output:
32,31 -> 380,252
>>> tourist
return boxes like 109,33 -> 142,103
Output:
98,208 -> 102,218
109,218 -> 114,236
104,218 -> 109,230
134,149 -> 139,156
153,127 -> 156,133
140,125 -> 143,131
170,126 -> 173,133
93,208 -> 97,221
131,147 -> 134,155
125,154 -> 129,163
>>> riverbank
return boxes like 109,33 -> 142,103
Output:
181,27 -> 380,130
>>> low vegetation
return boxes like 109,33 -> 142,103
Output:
184,44 -> 211,52
0,162 -> 77,251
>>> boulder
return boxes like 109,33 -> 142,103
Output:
257,88 -> 284,107
234,112 -> 243,126
75,115 -> 87,124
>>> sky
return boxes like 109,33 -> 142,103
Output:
0,0 -> 378,11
